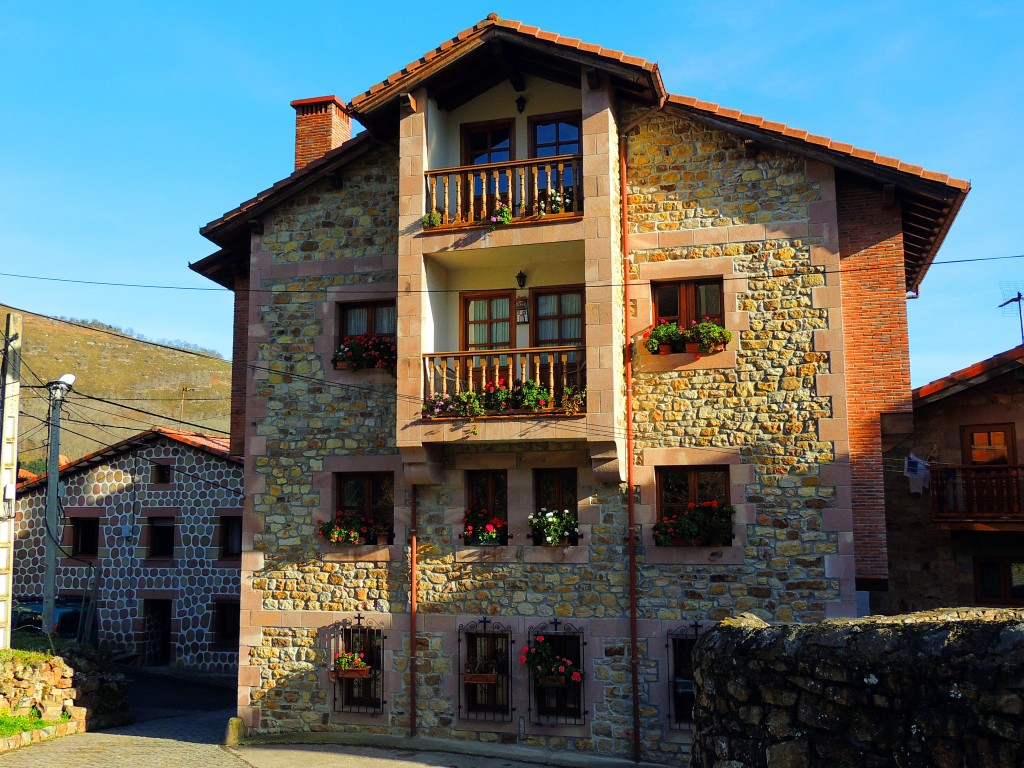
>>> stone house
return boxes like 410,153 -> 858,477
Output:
880,346 -> 1024,613
190,15 -> 968,762
14,427 -> 243,673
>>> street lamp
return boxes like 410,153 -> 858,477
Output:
42,373 -> 75,636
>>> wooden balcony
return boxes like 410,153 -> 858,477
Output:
931,465 -> 1024,526
422,346 -> 585,416
424,154 -> 582,228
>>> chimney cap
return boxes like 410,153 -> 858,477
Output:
290,95 -> 347,111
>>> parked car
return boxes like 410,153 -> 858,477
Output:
14,599 -> 88,639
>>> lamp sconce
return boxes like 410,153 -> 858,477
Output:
515,95 -> 527,114
516,271 -> 527,289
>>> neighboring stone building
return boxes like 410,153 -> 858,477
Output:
14,428 -> 243,673
191,15 -> 968,763
879,347 -> 1024,614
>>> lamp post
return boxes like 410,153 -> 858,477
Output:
42,373 -> 75,636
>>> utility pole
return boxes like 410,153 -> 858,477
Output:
42,373 -> 75,637
0,313 -> 22,649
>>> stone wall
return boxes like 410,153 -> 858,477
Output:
692,610 -> 1024,767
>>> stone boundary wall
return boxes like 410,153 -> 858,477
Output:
692,609 -> 1024,767
0,653 -> 86,754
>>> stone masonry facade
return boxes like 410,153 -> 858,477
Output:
196,16 -> 966,768
14,435 -> 242,673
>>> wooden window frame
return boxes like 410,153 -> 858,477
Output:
218,515 -> 243,561
961,423 -> 1017,466
529,286 -> 585,348
338,301 -> 397,339
652,278 -> 726,329
334,472 -> 395,545
461,291 -> 515,352
211,598 -> 240,651
533,468 -> 579,547
528,111 -> 582,158
461,119 -> 516,166
71,517 -> 100,557
466,469 -> 508,545
461,630 -> 512,718
150,461 -> 174,487
656,466 -> 730,520
974,556 -> 1024,606
147,516 -> 176,559
528,629 -> 585,724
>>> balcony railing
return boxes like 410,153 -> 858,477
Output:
422,346 -> 585,415
424,154 -> 582,228
931,465 -> 1024,523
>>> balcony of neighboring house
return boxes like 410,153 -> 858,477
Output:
931,466 -> 1024,529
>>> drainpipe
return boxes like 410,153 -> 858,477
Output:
619,96 -> 665,764
409,484 -> 418,737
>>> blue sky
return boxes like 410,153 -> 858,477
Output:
2,1 -> 1022,385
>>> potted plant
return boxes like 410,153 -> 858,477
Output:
462,508 -> 507,546
421,391 -> 485,420
528,508 -> 579,547
510,379 -> 551,412
317,511 -> 363,545
422,209 -> 443,229
488,200 -> 513,230
686,317 -> 733,354
539,190 -> 570,215
333,333 -> 398,374
519,634 -> 583,685
330,648 -> 370,679
643,320 -> 682,354
464,655 -> 498,684
652,499 -> 735,547
559,386 -> 586,415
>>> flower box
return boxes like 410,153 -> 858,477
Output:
537,675 -> 568,687
330,667 -> 371,680
464,672 -> 498,685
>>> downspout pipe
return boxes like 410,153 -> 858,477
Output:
409,485 -> 418,737
619,95 -> 665,764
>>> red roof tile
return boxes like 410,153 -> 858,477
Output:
914,346 -> 1024,405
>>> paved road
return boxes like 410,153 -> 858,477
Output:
2,669 -> 656,768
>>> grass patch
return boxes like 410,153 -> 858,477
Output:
0,709 -> 67,738
0,647 -> 52,666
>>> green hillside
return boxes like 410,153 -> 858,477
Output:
2,305 -> 232,464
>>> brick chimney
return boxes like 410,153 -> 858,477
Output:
290,95 -> 351,170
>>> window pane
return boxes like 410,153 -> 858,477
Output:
341,477 -> 365,508
345,307 -> 368,335
654,284 -> 679,322
559,121 -> 579,141
535,123 -> 555,144
490,297 -> 509,318
561,318 -> 581,341
695,284 -> 723,322
560,293 -> 581,315
661,470 -> 690,506
537,319 -> 558,343
696,471 -> 727,502
374,305 -> 396,334
492,322 -> 509,345
537,295 -> 558,317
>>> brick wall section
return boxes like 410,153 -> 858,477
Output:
836,172 -> 909,582
230,274 -> 249,458
291,96 -> 351,170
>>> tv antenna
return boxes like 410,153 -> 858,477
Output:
998,290 -> 1024,346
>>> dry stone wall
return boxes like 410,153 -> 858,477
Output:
692,610 -> 1024,768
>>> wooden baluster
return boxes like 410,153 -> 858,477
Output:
481,170 -> 489,223
440,177 -> 449,224
455,174 -> 463,224
517,167 -> 525,219
532,163 -> 539,216
505,168 -> 513,219
427,176 -> 436,215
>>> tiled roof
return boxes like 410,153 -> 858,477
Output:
914,346 -> 1024,405
665,95 -> 970,192
348,13 -> 659,113
17,426 -> 239,492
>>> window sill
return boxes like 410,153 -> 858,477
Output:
643,544 -> 743,565
322,544 -> 393,563
60,556 -> 98,567
212,557 -> 243,569
142,557 -> 176,565
635,348 -> 736,373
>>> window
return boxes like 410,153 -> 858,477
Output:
339,301 -> 396,339
459,621 -> 513,720
656,466 -> 732,547
211,599 -> 240,650
336,473 -> 394,544
658,467 -> 728,512
465,470 -> 508,546
530,114 -> 580,214
148,517 -> 175,558
975,557 -> 1024,605
533,468 -> 578,546
962,424 -> 1016,465
667,633 -> 698,728
533,288 -> 583,348
527,626 -> 586,725
329,621 -> 385,714
219,516 -> 243,560
463,292 -> 513,352
151,463 -> 173,485
463,120 -> 514,218
71,518 -> 100,557
653,279 -> 725,329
